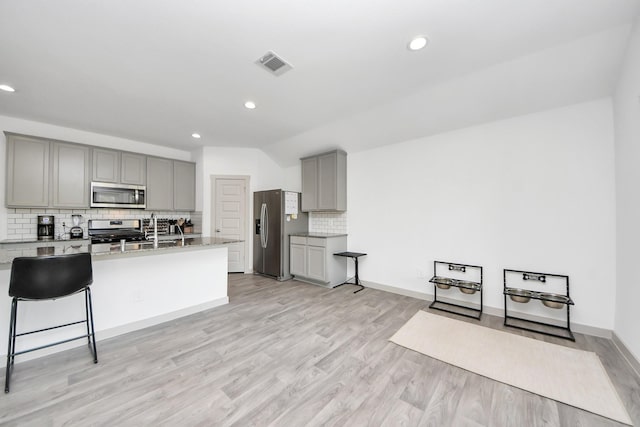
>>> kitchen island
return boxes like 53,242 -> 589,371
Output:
0,237 -> 235,361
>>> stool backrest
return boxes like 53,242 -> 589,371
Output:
9,253 -> 93,300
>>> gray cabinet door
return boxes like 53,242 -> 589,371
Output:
121,152 -> 146,185
92,148 -> 119,183
301,156 -> 317,211
52,142 -> 90,208
290,243 -> 306,276
146,157 -> 174,210
318,152 -> 337,210
173,161 -> 195,211
307,245 -> 326,282
318,150 -> 347,211
6,134 -> 50,207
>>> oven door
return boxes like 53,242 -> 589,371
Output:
90,182 -> 146,209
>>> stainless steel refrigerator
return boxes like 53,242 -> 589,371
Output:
254,189 -> 308,281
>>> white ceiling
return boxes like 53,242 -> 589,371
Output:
1,0 -> 639,166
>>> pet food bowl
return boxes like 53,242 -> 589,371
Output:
458,282 -> 477,294
433,277 -> 453,289
508,288 -> 533,303
539,293 -> 568,309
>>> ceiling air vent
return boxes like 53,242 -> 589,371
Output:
256,51 -> 293,76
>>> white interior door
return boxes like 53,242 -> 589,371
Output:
213,177 -> 247,273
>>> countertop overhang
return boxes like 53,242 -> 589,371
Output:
0,237 -> 241,269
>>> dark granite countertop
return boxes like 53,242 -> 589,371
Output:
0,237 -> 240,269
290,232 -> 348,238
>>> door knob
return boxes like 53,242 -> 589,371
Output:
216,229 -> 221,232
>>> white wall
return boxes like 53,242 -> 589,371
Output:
613,16 -> 640,361
0,96 -> 624,336
199,146 -> 285,237
0,115 -> 196,240
348,99 -> 616,330
283,164 -> 302,192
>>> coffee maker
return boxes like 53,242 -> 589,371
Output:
37,215 -> 55,241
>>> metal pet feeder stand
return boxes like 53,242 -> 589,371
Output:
428,260 -> 483,320
503,269 -> 575,341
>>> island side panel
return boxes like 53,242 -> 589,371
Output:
0,245 -> 229,361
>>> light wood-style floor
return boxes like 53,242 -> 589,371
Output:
1,274 -> 639,426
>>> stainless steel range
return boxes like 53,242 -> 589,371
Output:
88,219 -> 145,243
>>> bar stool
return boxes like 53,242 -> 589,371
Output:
5,252 -> 98,393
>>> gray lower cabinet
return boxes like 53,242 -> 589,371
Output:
51,142 -> 90,208
146,157 -> 174,210
173,160 -> 196,211
290,242 -> 307,277
93,149 -> 146,185
301,150 -> 347,212
6,134 -> 50,207
290,235 -> 347,287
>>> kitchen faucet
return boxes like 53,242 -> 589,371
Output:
176,221 -> 185,245
145,213 -> 158,244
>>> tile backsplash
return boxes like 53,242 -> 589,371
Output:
309,212 -> 348,234
6,208 -> 202,241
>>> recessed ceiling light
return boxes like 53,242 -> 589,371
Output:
244,101 -> 256,110
408,36 -> 429,51
0,84 -> 15,92
191,133 -> 201,139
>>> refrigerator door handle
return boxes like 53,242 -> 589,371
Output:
260,203 -> 267,248
263,204 -> 269,248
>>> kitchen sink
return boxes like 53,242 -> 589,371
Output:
127,240 -> 179,249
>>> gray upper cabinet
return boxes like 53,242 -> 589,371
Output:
6,132 -> 191,210
173,160 -> 196,211
92,148 -> 119,183
301,150 -> 347,212
92,149 -> 146,185
6,134 -> 50,207
146,157 -> 174,211
51,142 -> 90,208
120,152 -> 146,185
301,157 -> 318,211
147,157 -> 196,211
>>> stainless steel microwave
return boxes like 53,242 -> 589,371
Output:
90,182 -> 146,209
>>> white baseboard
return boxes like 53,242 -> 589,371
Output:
612,332 -> 640,379
95,297 -> 229,342
361,280 -> 612,339
6,297 -> 229,363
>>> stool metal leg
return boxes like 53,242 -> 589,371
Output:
5,298 -> 17,393
86,288 -> 98,363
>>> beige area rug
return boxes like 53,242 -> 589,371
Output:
389,311 -> 632,425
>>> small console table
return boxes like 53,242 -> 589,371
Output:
333,252 -> 366,293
